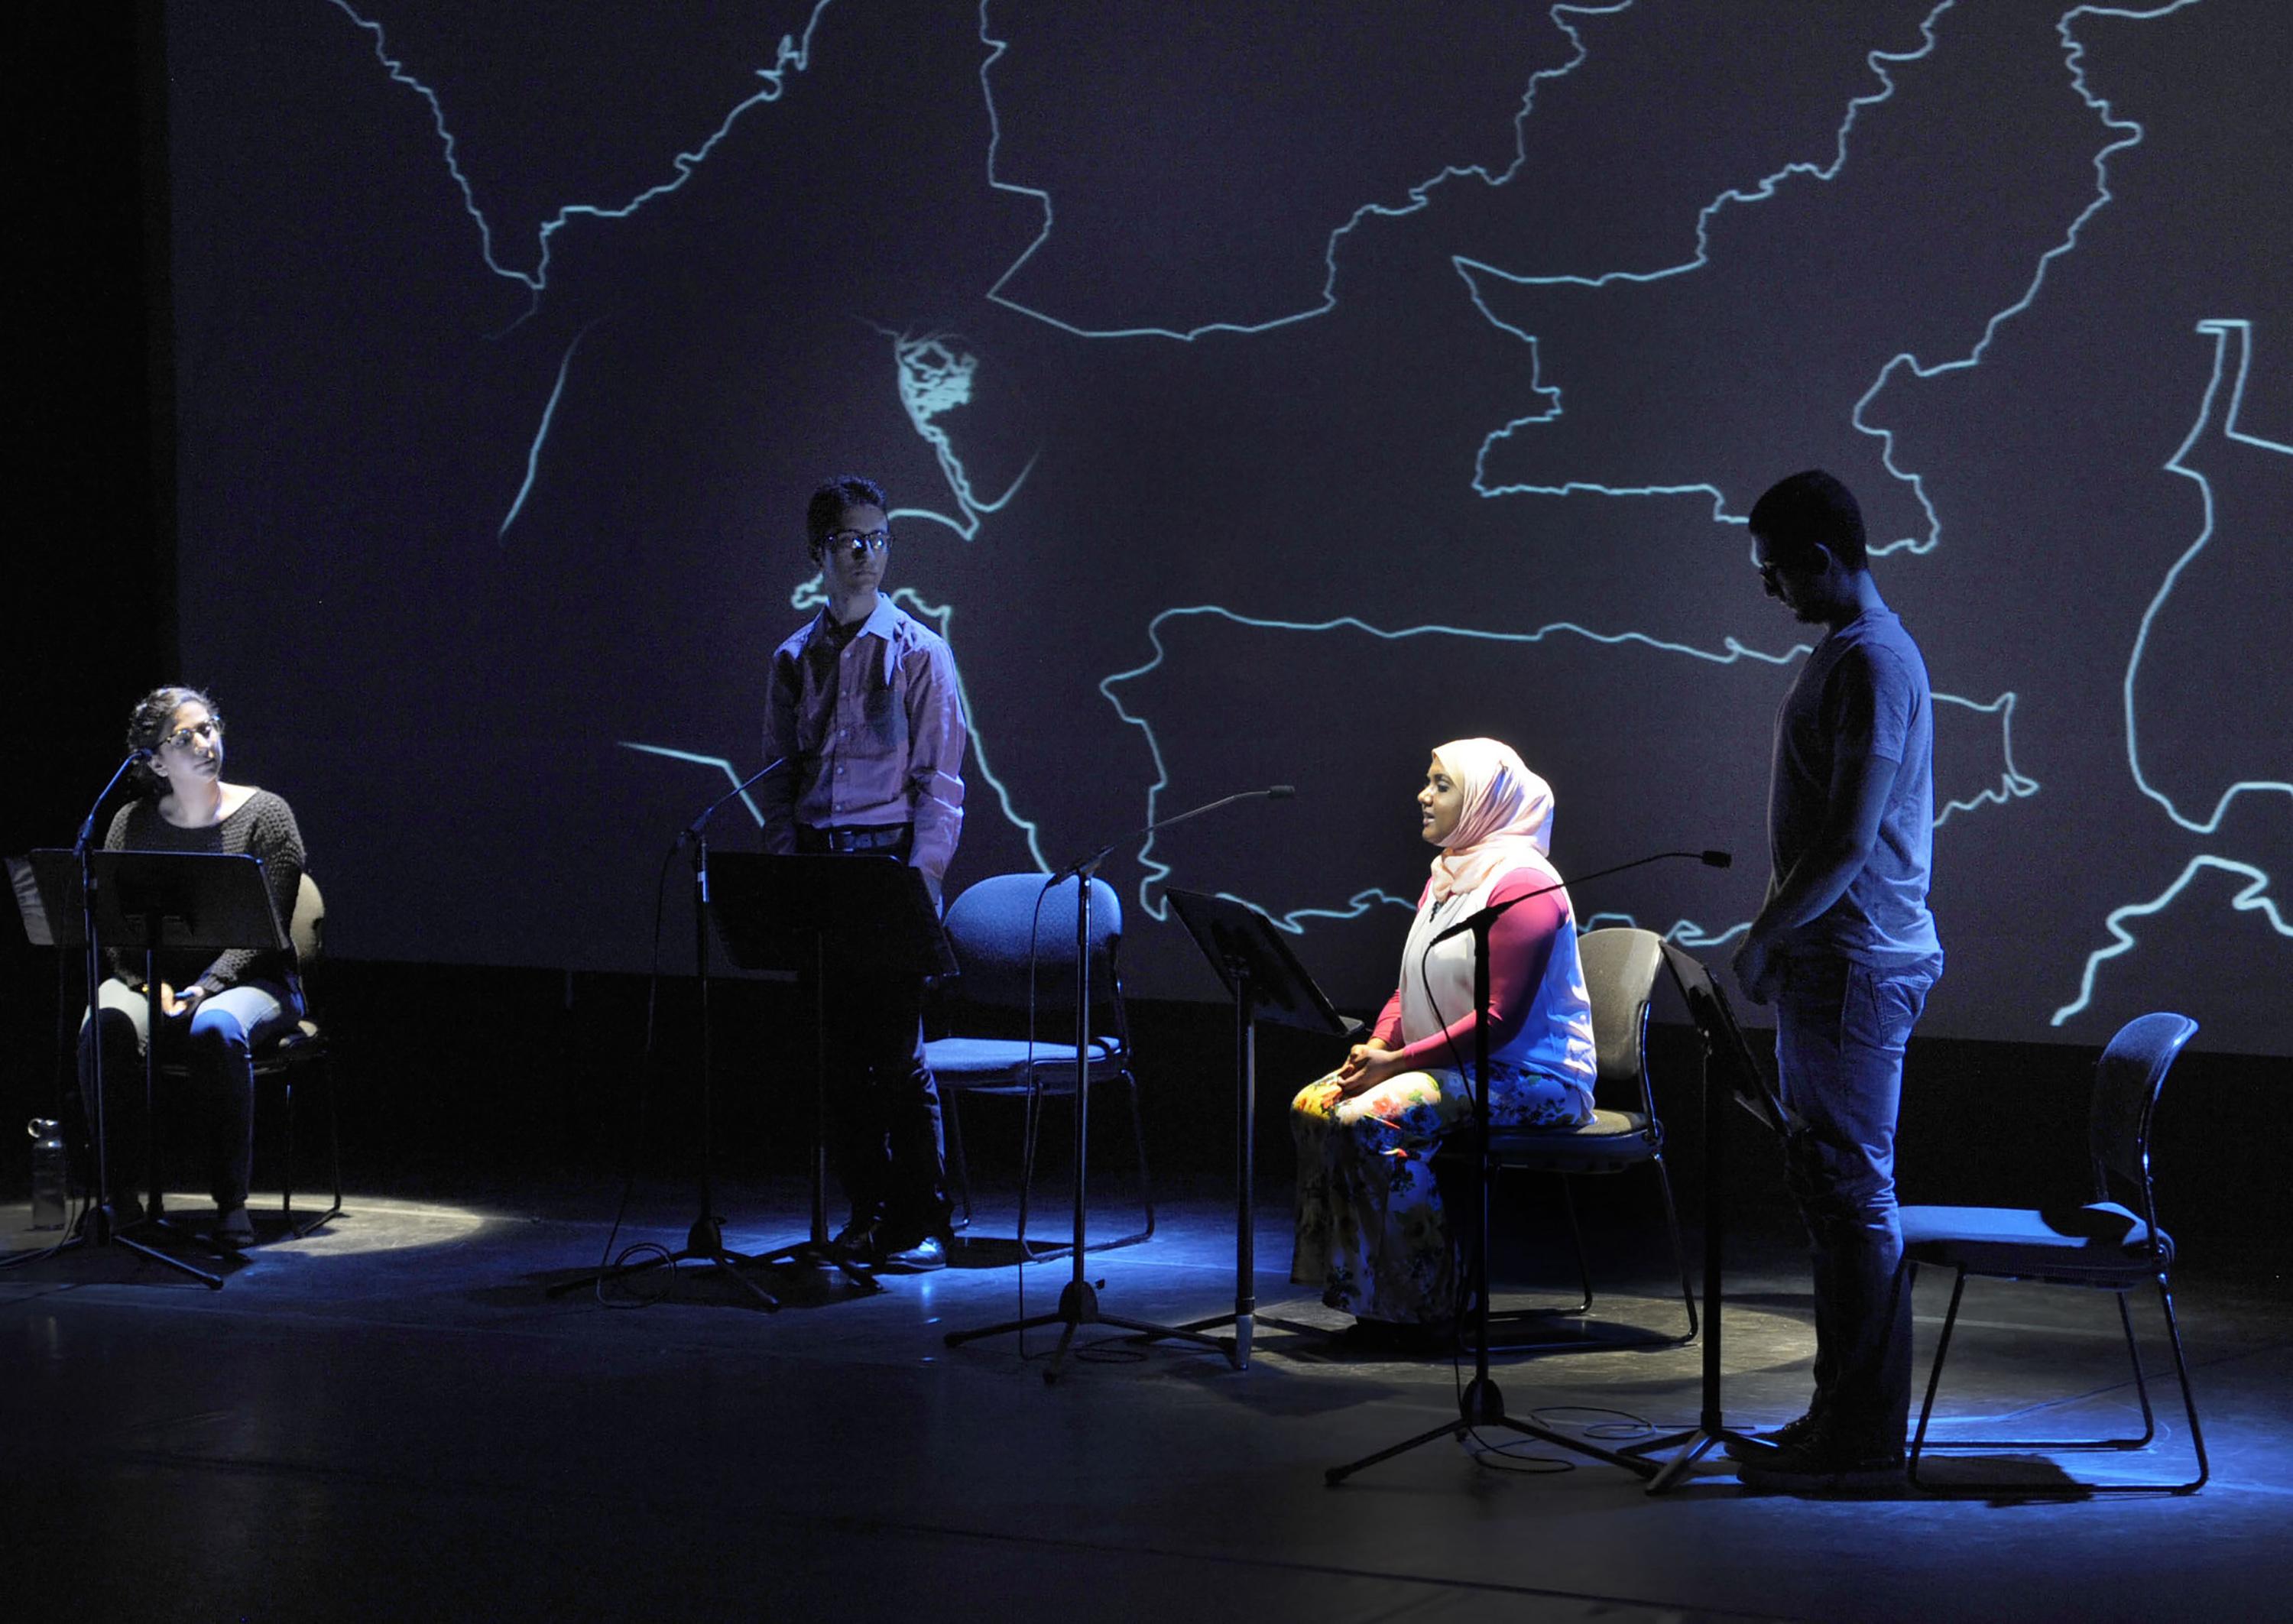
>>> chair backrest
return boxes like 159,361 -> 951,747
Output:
2088,1011 -> 2197,1207
940,873 -> 1123,1026
289,872 -> 325,965
1578,927 -> 1665,1104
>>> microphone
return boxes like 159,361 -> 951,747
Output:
685,756 -> 790,841
1426,847 -> 1730,947
1052,784 -> 1295,882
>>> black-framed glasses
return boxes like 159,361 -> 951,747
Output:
823,528 -> 890,556
161,718 -> 225,750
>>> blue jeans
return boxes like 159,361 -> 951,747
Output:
79,977 -> 303,1211
1773,952 -> 1940,1445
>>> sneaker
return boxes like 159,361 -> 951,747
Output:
875,1233 -> 947,1272
1723,1410 -> 1824,1464
212,1206 -> 256,1249
1736,1425 -> 1905,1493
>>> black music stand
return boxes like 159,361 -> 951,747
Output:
1326,904 -> 1660,1486
1622,943 -> 1790,1493
8,853 -> 79,1133
1156,887 -> 1359,1367
5,851 -> 287,1288
943,868 -> 1231,1383
550,816 -> 786,1305
710,851 -> 955,1290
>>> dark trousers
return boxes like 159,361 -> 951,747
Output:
1773,952 -> 1940,1446
794,826 -> 950,1242
77,977 -> 301,1213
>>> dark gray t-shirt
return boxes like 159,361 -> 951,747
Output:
1767,608 -> 1941,968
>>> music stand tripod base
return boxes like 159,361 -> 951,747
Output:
8,850 -> 296,1291
939,872 -> 1231,1384
1619,947 -> 1792,1495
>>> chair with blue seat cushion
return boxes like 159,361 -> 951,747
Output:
1901,1010 -> 2205,1493
924,874 -> 1153,1258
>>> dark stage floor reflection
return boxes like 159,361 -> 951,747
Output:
4,1181 -> 2288,1622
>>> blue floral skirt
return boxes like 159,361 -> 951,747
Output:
1289,1063 -> 1588,1324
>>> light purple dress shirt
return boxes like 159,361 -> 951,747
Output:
759,597 -> 968,890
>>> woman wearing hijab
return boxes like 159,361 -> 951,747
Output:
1291,738 -> 1596,1341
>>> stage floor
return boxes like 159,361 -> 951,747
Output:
4,1179 -> 2287,1622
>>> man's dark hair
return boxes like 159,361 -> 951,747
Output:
1749,468 -> 1867,571
806,475 -> 887,550
125,683 -> 221,795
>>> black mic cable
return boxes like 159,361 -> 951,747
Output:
1049,783 -> 1296,883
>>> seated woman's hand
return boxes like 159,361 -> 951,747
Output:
1332,1042 -> 1411,1099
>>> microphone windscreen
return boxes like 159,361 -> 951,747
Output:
1701,848 -> 1733,868
1267,785 -> 1296,799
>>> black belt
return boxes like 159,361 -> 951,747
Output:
799,823 -> 913,854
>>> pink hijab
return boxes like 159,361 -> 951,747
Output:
1427,737 -> 1565,904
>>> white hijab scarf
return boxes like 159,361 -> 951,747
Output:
1426,737 -> 1566,907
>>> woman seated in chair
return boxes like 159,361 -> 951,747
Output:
1291,737 -> 1595,1344
78,685 -> 308,1247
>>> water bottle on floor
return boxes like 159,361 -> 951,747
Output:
28,1117 -> 69,1230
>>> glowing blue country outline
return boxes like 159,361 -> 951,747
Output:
1455,0 -> 1964,541
616,743 -> 770,827
974,0 -> 1636,342
1850,0 -> 2210,556
867,323 -> 1040,541
499,319 -> 602,540
1099,605 -> 2029,929
2124,319 -> 2293,834
2050,857 -> 2292,1026
322,0 -> 835,320
1455,1 -> 2205,561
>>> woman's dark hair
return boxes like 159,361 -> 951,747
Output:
806,474 -> 887,549
125,684 -> 221,795
1749,468 -> 1867,571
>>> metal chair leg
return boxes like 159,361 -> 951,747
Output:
2116,1289 -> 2160,1450
1558,1177 -> 1594,1314
287,1055 -> 342,1239
1649,1152 -> 1700,1342
281,1075 -> 298,1225
2156,1279 -> 2210,1493
1910,1266 -> 2207,1494
943,1089 -> 975,1231
1907,1264 -> 1966,1491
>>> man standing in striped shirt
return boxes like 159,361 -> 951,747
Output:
761,474 -> 968,1271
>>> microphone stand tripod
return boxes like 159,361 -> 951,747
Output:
944,786 -> 1291,1383
1325,901 -> 1656,1484
1325,848 -> 1729,1485
2,753 -> 220,1286
551,761 -> 790,1307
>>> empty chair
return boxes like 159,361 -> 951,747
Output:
925,874 -> 1152,1257
1901,1011 -> 2205,1494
